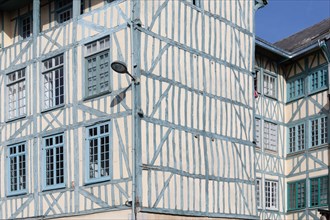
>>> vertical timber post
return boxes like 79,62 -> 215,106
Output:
131,0 -> 141,219
32,0 -> 40,216
72,0 -> 81,213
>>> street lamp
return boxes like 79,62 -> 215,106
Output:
111,61 -> 136,81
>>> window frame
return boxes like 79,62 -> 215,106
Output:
255,118 -> 261,148
85,121 -> 112,185
6,68 -> 27,121
310,176 -> 329,208
42,133 -> 66,191
56,0 -> 73,24
19,13 -> 32,40
263,121 -> 278,152
256,178 -> 262,209
263,71 -> 277,99
42,54 -> 65,111
264,179 -> 278,210
84,37 -> 111,99
287,180 -> 306,211
7,142 -> 27,196
288,122 -> 305,154
310,116 -> 328,148
287,76 -> 305,102
308,65 -> 328,94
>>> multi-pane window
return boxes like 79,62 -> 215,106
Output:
310,176 -> 328,207
8,143 -> 27,195
309,66 -> 328,93
43,54 -> 64,109
85,37 -> 110,98
288,123 -> 305,153
44,134 -> 65,190
263,73 -> 276,98
311,116 -> 328,147
287,77 -> 304,101
264,121 -> 277,151
265,180 -> 277,209
256,179 -> 261,208
7,69 -> 26,120
288,181 -> 305,210
20,15 -> 32,39
56,0 -> 72,23
255,118 -> 261,147
86,122 -> 111,183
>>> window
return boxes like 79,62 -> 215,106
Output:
43,134 -> 65,190
288,181 -> 305,210
85,37 -> 110,98
186,0 -> 201,6
255,118 -> 261,147
42,54 -> 64,109
288,123 -> 305,153
7,143 -> 27,195
287,77 -> 304,101
264,121 -> 277,151
86,122 -> 111,183
263,73 -> 276,98
309,66 -> 328,93
311,116 -> 328,148
310,176 -> 328,207
265,180 -> 277,209
256,179 -> 261,208
7,69 -> 26,120
20,14 -> 32,39
56,0 -> 72,23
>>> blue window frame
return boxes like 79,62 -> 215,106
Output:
56,0 -> 72,23
7,143 -> 27,196
43,134 -> 65,190
310,176 -> 328,207
310,116 -> 328,148
287,77 -> 305,101
86,122 -> 112,184
288,123 -> 305,153
20,14 -> 32,39
288,180 -> 306,211
308,66 -> 328,93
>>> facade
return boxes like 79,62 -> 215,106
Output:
0,0 -> 257,219
255,18 -> 330,220
0,0 -> 328,220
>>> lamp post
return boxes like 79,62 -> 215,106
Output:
111,60 -> 139,220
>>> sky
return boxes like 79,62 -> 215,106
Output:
256,0 -> 330,43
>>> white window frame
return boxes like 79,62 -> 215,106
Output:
42,54 -> 65,110
288,123 -> 305,153
7,69 -> 26,120
42,133 -> 65,191
263,72 -> 277,98
264,121 -> 278,151
85,121 -> 112,184
84,37 -> 111,99
310,116 -> 328,148
264,180 -> 278,210
7,143 -> 27,196
255,118 -> 261,147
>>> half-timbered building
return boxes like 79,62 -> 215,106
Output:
0,0 -> 328,219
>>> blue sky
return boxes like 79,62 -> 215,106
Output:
256,0 -> 330,43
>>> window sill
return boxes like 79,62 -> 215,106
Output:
264,94 -> 278,101
286,149 -> 306,158
83,91 -> 112,102
264,148 -> 278,155
309,144 -> 329,152
308,87 -> 328,96
41,104 -> 66,114
84,178 -> 111,187
42,184 -> 67,193
287,208 -> 306,213
265,208 -> 279,212
286,94 -> 305,104
7,190 -> 28,197
6,115 -> 27,123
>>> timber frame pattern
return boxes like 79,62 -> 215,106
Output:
0,0 -> 256,219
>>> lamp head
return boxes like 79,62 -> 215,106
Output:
111,61 -> 128,74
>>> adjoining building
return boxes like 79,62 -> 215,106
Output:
255,18 -> 330,220
0,0 -> 328,219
